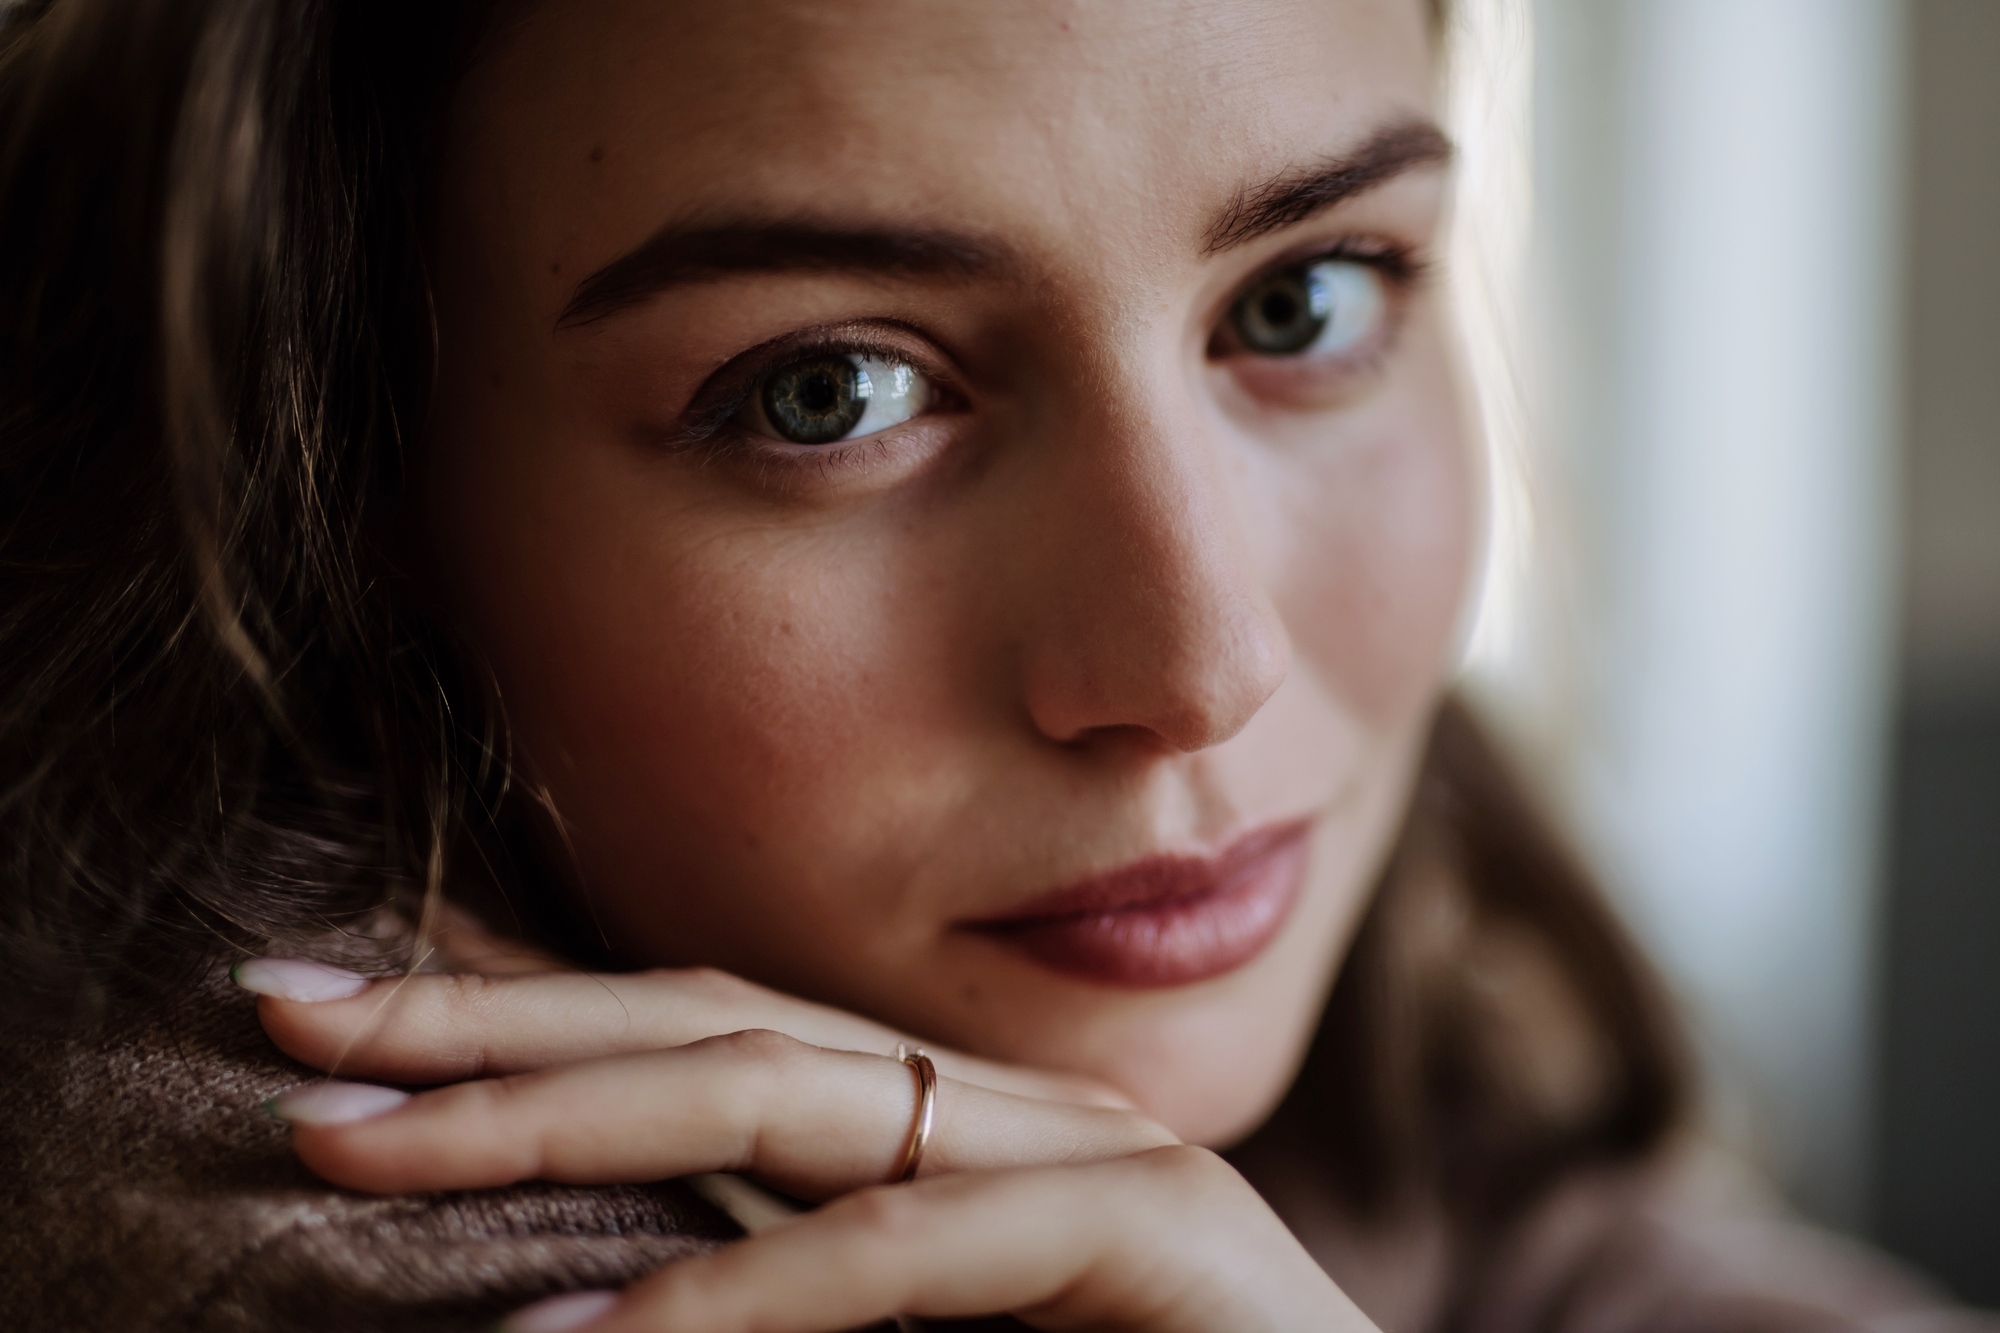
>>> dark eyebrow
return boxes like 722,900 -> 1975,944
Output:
1202,119 -> 1454,254
557,223 -> 1006,328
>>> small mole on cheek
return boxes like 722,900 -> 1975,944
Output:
548,261 -> 561,275
960,983 -> 983,1005
741,830 -> 763,851
588,144 -> 605,164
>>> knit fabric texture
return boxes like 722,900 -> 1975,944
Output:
0,974 -> 740,1332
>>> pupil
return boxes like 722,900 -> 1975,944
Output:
763,354 -> 870,444
800,375 -> 837,413
1230,267 -> 1330,356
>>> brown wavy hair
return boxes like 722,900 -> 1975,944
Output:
0,0 -> 1682,1253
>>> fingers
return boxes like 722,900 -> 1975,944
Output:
274,1029 -> 1176,1201
243,963 -> 1131,1109
555,1148 -> 1368,1333
249,965 -> 771,1080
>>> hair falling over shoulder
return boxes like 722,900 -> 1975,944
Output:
1306,700 -> 1688,1232
0,0 -> 1684,1230
0,0 -> 488,1020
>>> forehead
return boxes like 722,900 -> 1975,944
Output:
448,0 -> 1435,291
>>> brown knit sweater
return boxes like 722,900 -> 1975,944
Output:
0,974 -> 740,1332
0,974 -> 1989,1333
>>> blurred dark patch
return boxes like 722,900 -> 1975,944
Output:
1876,697 -> 2000,1302
1872,0 -> 2000,1303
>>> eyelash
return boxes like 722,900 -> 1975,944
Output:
664,236 -> 1426,475
1306,237 -> 1424,287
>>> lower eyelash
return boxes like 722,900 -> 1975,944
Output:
723,431 -> 898,492
659,393 -> 757,461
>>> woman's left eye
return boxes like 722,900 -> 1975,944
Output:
1224,258 -> 1387,360
752,353 -> 935,445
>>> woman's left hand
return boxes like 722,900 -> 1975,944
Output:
248,959 -> 1374,1331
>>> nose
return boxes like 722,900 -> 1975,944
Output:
1010,376 -> 1291,753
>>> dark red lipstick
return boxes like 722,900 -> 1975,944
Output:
962,820 -> 1313,987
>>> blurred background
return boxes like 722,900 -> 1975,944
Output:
1448,0 -> 1998,1301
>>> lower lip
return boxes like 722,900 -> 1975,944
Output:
964,822 -> 1313,988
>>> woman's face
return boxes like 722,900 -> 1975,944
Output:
420,0 -> 1474,1146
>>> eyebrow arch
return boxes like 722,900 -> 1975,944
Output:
1202,119 -> 1454,254
557,223 -> 1006,328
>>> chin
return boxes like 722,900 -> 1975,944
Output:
1118,1043 -> 1316,1148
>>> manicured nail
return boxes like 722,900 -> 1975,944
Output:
265,1080 -> 411,1126
498,1291 -> 621,1332
232,958 -> 370,1002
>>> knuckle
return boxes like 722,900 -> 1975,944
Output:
707,1025 -> 807,1066
661,965 -> 756,1003
1132,1143 -> 1234,1197
453,1075 -> 548,1170
1101,1106 -> 1180,1150
436,969 -> 503,1016
838,1182 -> 927,1240
424,973 -> 507,1075
1063,1075 -> 1140,1111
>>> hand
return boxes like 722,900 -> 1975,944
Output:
241,905 -> 1127,1108
242,951 -> 1374,1331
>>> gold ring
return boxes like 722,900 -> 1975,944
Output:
894,1042 -> 937,1183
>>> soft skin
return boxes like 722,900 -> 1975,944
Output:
414,0 -> 1475,1148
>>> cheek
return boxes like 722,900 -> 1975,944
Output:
434,446 -> 962,942
1273,333 -> 1477,722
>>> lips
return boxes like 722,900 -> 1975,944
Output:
961,820 -> 1313,988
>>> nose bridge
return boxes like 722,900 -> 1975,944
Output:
1015,354 -> 1292,752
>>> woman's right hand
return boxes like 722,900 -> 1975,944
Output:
237,950 -> 1132,1112
240,959 -> 1374,1332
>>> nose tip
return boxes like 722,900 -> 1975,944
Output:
1036,599 -> 1290,753
1018,511 -> 1293,754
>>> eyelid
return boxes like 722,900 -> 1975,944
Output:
1240,237 -> 1425,299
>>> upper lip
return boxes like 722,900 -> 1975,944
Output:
961,819 -> 1315,927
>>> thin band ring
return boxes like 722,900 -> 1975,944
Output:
894,1042 -> 937,1183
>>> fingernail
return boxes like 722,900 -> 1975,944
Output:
497,1291 -> 621,1332
265,1080 -> 411,1126
232,958 -> 370,1002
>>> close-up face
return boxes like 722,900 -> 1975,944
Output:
418,0 -> 1477,1146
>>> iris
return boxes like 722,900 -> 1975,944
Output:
763,354 -> 871,444
1228,259 -> 1383,358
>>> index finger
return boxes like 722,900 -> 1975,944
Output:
239,963 -> 1132,1109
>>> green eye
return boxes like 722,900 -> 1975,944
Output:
763,354 -> 870,444
757,353 -> 935,446
1227,259 -> 1385,358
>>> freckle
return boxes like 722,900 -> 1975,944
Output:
960,983 -> 983,1004
589,144 -> 605,163
742,830 -> 763,851
780,620 -> 795,636
549,261 -> 561,275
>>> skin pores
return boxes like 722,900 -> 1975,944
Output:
416,0 -> 1477,1146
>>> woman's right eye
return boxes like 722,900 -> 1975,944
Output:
752,352 -> 935,446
